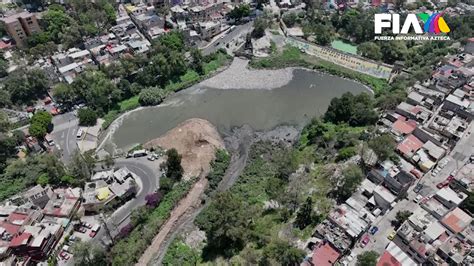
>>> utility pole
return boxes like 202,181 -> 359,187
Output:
99,214 -> 114,245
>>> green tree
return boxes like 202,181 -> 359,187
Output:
77,108 -> 98,126
314,25 -> 333,46
163,240 -> 200,265
0,89 -> 11,107
31,111 -> 52,128
368,134 -> 397,162
395,210 -> 412,226
334,164 -> 364,202
283,13 -> 298,27
68,150 -> 93,181
190,48 -> 204,75
0,111 -> 10,132
165,148 -> 183,181
324,92 -> 378,126
37,174 -> 50,186
294,197 -> 313,229
196,192 -> 252,258
72,71 -> 118,114
130,206 -> 149,226
73,241 -> 108,266
138,87 -> 165,106
104,154 -> 114,168
29,122 -> 47,139
0,58 -> 8,78
357,42 -> 382,61
0,134 -> 17,171
263,240 -> 305,266
357,251 -> 379,266
4,68 -> 49,105
252,18 -> 268,39
380,41 -> 408,64
460,191 -> 474,214
229,4 -> 251,21
53,83 -> 75,105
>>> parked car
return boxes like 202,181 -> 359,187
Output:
59,251 -> 70,260
89,231 -> 97,238
369,226 -> 379,235
387,231 -> 396,240
360,234 -> 370,247
413,183 -> 423,193
82,222 -> 92,229
147,154 -> 156,161
76,227 -> 87,233
89,224 -> 101,238
414,194 -> 423,203
76,128 -> 84,139
436,176 -> 454,189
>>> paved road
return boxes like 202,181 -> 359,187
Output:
201,22 -> 253,55
94,158 -> 161,246
51,112 -> 79,164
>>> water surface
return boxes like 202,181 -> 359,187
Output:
110,69 -> 369,152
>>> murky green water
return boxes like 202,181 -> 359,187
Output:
109,69 -> 369,151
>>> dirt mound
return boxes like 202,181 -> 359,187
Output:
144,118 -> 225,180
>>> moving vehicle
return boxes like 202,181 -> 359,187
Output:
369,226 -> 379,235
387,231 -> 396,240
76,128 -> 84,139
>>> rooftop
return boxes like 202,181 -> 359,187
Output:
311,241 -> 340,266
384,241 -> 417,266
397,134 -> 424,157
441,207 -> 472,234
392,116 -> 418,135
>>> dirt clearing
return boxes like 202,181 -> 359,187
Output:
144,118 -> 225,180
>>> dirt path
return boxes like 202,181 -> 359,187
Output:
149,125 -> 300,264
136,177 -> 208,266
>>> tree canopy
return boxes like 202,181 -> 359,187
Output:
324,92 -> 378,126
29,111 -> 52,139
78,108 -> 98,126
357,251 -> 379,266
164,148 -> 183,181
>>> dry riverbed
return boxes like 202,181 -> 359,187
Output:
201,57 -> 294,90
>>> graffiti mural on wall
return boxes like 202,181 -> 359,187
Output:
285,38 -> 393,80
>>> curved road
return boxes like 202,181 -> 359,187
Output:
95,158 -> 161,245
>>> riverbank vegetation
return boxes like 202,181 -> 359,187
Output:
162,85 -> 398,263
111,177 -> 197,265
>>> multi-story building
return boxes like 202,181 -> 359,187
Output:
0,12 -> 41,47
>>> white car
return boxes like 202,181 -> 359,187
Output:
414,195 -> 423,203
76,129 -> 84,139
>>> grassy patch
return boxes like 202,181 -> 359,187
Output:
0,179 -> 27,202
250,45 -> 309,69
163,239 -> 202,265
118,95 -> 140,112
203,52 -> 229,74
